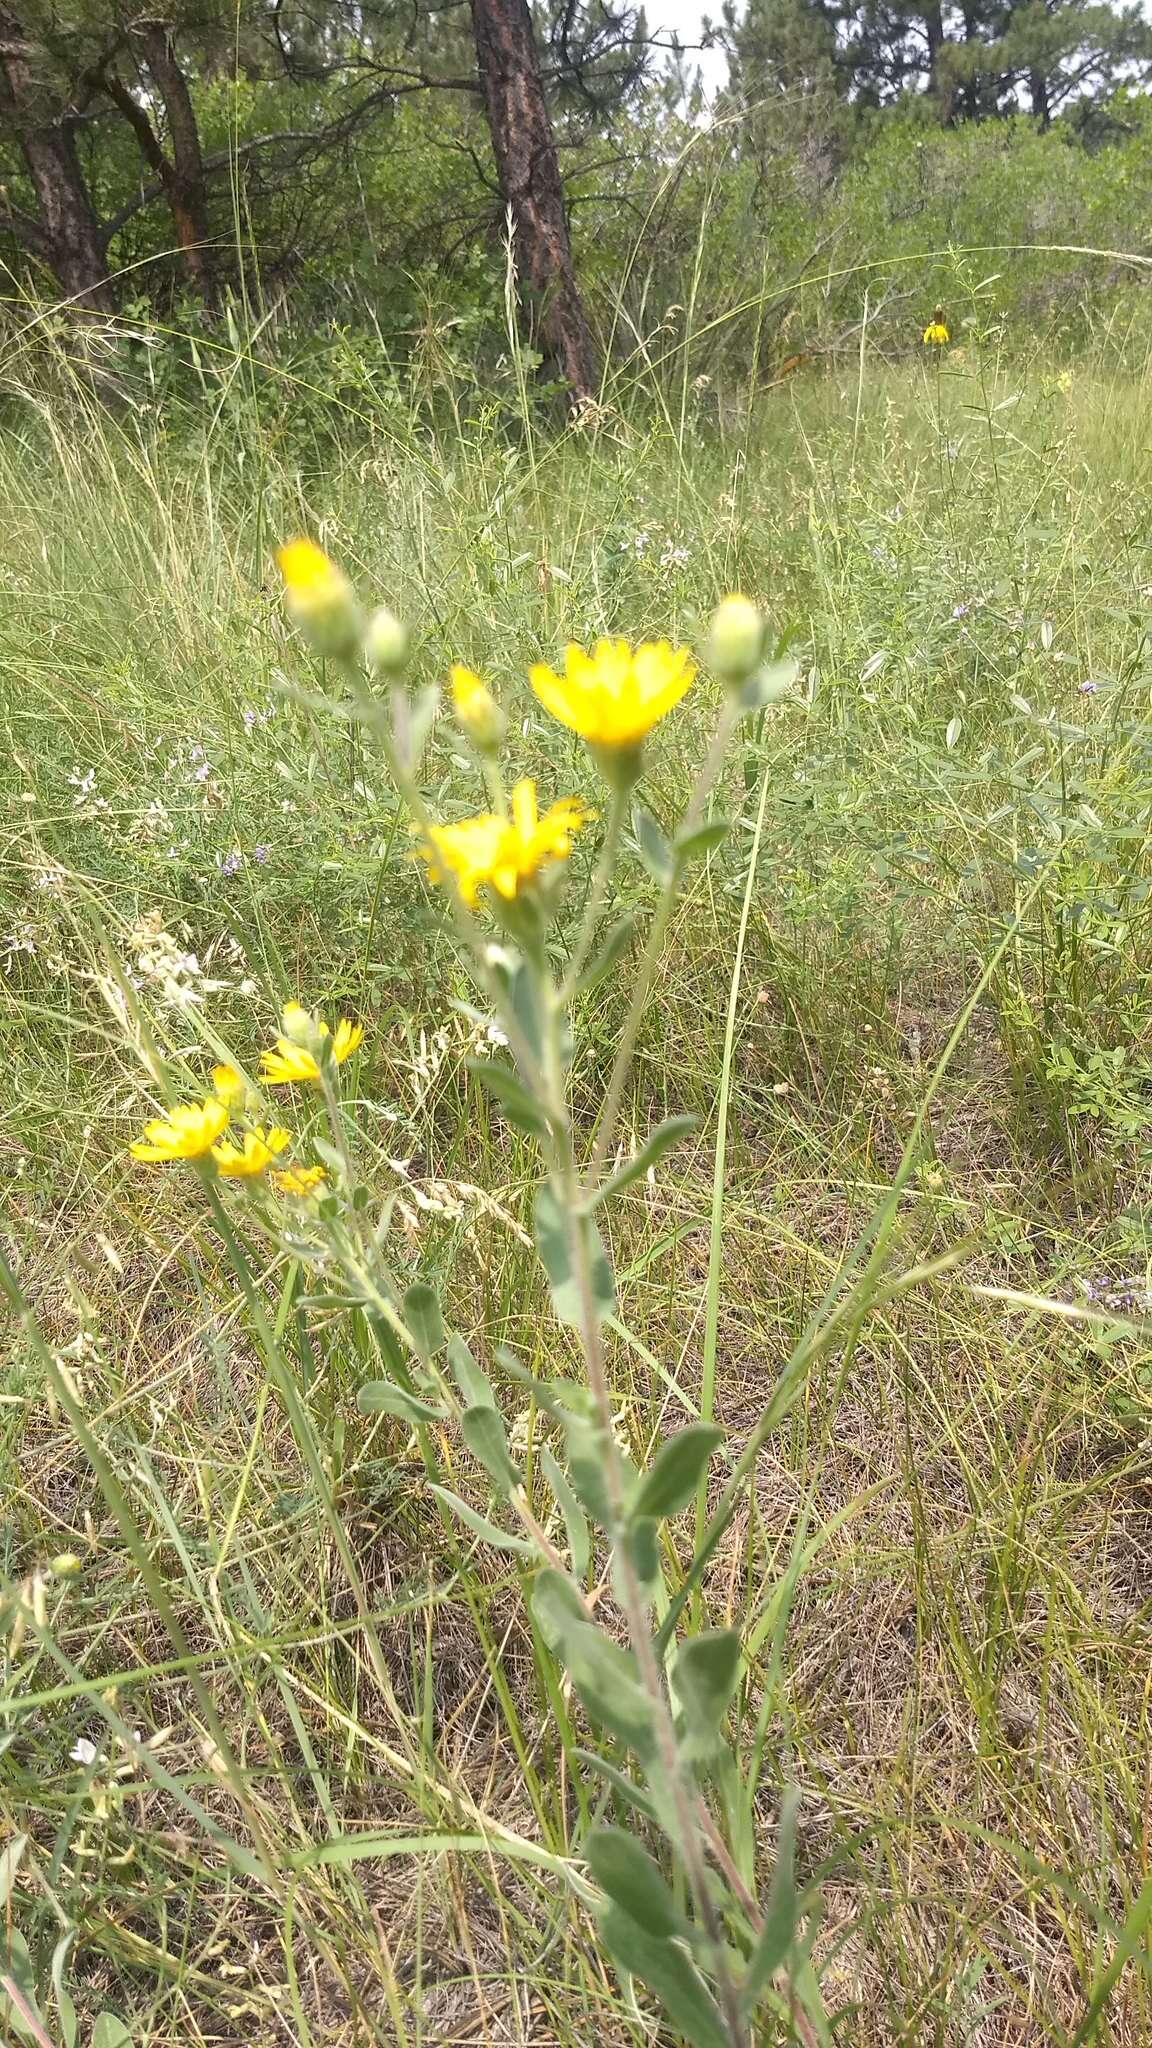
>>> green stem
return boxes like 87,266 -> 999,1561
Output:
561,781 -> 628,1001
587,700 -> 740,1183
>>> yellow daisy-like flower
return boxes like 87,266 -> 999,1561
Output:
276,538 -> 360,657
212,1063 -> 249,1109
417,811 -> 511,907
450,664 -> 505,751
271,1163 -> 328,1197
131,1097 -> 230,1163
260,1008 -> 365,1085
491,779 -> 591,899
923,319 -> 950,347
416,780 -> 591,907
529,638 -> 695,751
211,1126 -> 292,1179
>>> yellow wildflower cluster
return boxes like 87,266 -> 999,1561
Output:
129,1002 -> 363,1186
260,1002 -> 364,1085
923,311 -> 950,347
276,541 -> 770,916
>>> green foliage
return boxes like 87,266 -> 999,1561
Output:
5,346 -> 1152,2048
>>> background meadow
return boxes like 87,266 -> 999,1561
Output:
2,318 -> 1152,2043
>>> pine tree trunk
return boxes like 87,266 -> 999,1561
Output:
469,0 -> 599,405
0,7 -> 114,309
136,22 -> 214,300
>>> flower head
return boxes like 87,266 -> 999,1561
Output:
417,813 -> 508,907
212,1063 -> 249,1109
131,1097 -> 230,1163
451,665 -> 505,751
260,1005 -> 364,1085
276,539 -> 361,659
923,309 -> 950,347
211,1126 -> 292,1179
492,780 -> 591,899
272,1163 -> 328,1197
416,779 -> 591,907
529,638 -> 695,752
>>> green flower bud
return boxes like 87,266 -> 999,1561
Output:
276,539 -> 363,661
364,606 -> 410,676
706,594 -> 766,685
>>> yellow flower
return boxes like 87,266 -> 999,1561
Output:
923,319 -> 950,347
271,1163 -> 328,1197
417,811 -> 511,907
450,664 -> 505,751
416,780 -> 591,906
490,779 -> 591,898
529,638 -> 695,751
276,538 -> 360,658
211,1063 -> 249,1108
211,1126 -> 292,1179
260,1007 -> 365,1084
130,1097 -> 230,1163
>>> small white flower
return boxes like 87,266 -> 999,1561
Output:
70,1736 -> 99,1766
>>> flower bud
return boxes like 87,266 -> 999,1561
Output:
276,539 -> 362,661
365,606 -> 410,677
50,1552 -> 84,1578
706,594 -> 765,685
278,1001 -> 326,1055
450,665 -> 506,752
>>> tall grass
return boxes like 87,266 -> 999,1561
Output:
3,328 -> 1152,2045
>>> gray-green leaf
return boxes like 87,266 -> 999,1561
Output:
402,1282 -> 444,1362
356,1381 -> 446,1424
625,1515 -> 661,1591
563,1410 -> 614,1526
632,1423 -> 723,1521
429,1485 -> 534,1555
466,1056 -> 553,1139
448,1334 -> 496,1408
547,1611 -> 655,1757
675,816 -> 730,860
460,1403 -> 521,1494
533,1183 -> 616,1327
741,1785 -> 801,2010
739,655 -> 799,711
541,1446 -> 591,1579
584,1825 -> 683,1937
632,804 -> 675,883
675,1628 -> 744,1746
92,2021 -> 135,2048
599,1903 -> 730,2048
592,1115 -> 697,1209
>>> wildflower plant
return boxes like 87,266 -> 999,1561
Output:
125,542 -> 817,2047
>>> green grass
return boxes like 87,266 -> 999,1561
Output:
4,333 -> 1152,2046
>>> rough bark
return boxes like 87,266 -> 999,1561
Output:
102,23 -> 214,302
469,0 -> 599,405
1028,65 -> 1051,124
136,21 -> 214,298
0,6 -> 114,308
